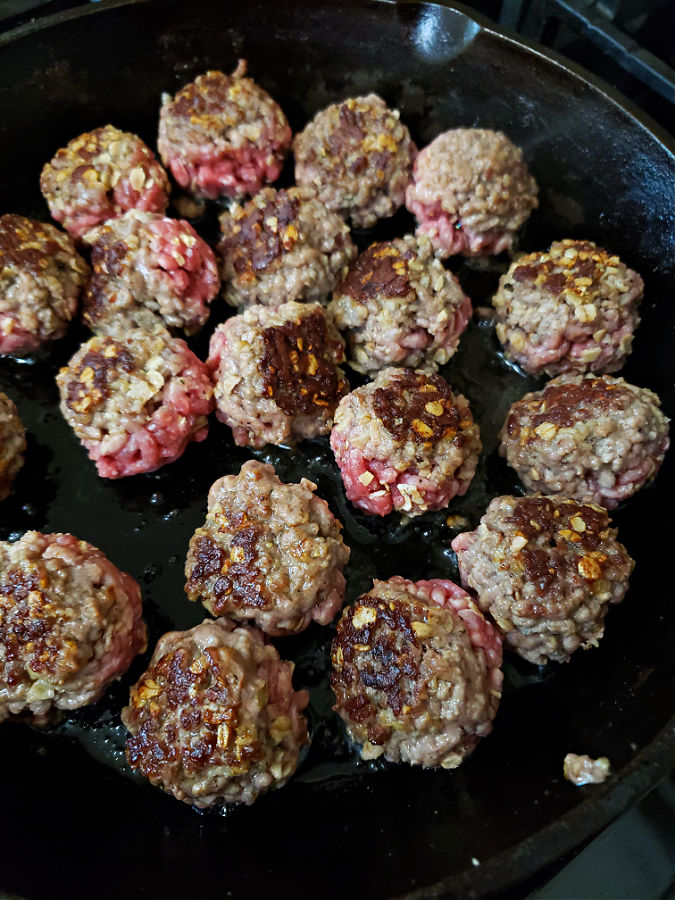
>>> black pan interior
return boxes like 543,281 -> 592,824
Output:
0,1 -> 673,897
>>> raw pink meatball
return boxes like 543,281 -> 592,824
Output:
40,125 -> 170,239
56,329 -> 214,478
82,210 -> 219,335
328,234 -> 472,375
157,61 -> 292,200
331,576 -> 502,767
0,531 -> 146,724
0,214 -> 89,355
492,240 -> 643,376
405,128 -> 538,258
330,368 -> 481,517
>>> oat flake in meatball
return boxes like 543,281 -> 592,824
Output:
218,186 -> 356,308
40,125 -> 170,239
82,210 -> 219,336
452,495 -> 634,665
294,94 -> 416,229
328,234 -> 472,375
57,328 -> 214,478
0,214 -> 89,356
185,460 -> 350,635
0,393 -> 26,501
500,373 -> 670,509
158,61 -> 292,200
405,128 -> 538,258
122,617 -> 309,807
0,531 -> 146,724
492,240 -> 643,376
207,300 -> 348,448
331,576 -> 502,767
330,368 -> 481,517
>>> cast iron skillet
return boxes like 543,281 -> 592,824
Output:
0,1 -> 673,897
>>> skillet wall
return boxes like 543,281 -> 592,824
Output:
0,1 -> 673,898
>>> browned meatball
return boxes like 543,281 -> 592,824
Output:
207,301 -> 349,447
218,186 -> 356,308
452,495 -> 634,665
0,214 -> 89,356
122,618 -> 309,807
331,576 -> 503,767
185,460 -> 350,635
328,234 -> 472,375
500,374 -> 670,509
0,531 -> 146,724
492,240 -> 643,376
294,94 -> 416,228
0,392 -> 25,501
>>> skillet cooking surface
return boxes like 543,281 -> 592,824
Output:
0,0 -> 673,896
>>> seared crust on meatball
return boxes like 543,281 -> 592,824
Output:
328,234 -> 472,374
218,186 -> 356,308
207,301 -> 348,448
331,576 -> 502,767
185,460 -> 350,635
82,210 -> 219,336
158,61 -> 292,200
0,214 -> 89,356
0,531 -> 146,724
0,393 -> 25,502
293,94 -> 416,228
330,368 -> 481,517
452,495 -> 634,665
493,240 -> 643,376
500,374 -> 670,509
122,618 -> 309,807
40,125 -> 170,239
56,329 -> 214,478
405,128 -> 538,258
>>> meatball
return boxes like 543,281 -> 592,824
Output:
328,234 -> 472,375
293,94 -> 416,228
157,61 -> 292,200
492,240 -> 643,376
122,617 -> 309,807
331,576 -> 502,767
500,373 -> 670,509
0,531 -> 146,724
0,214 -> 89,356
0,393 -> 26,501
82,210 -> 219,336
56,329 -> 214,479
451,495 -> 634,665
207,301 -> 348,448
218,186 -> 356,308
185,460 -> 350,635
330,368 -> 481,517
405,128 -> 538,258
40,125 -> 170,239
